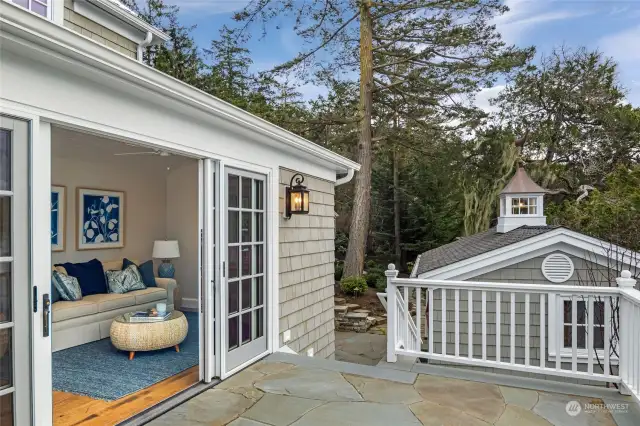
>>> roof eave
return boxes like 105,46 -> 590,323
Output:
0,5 -> 360,174
88,0 -> 170,42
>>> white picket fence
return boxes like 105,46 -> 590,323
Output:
384,266 -> 640,403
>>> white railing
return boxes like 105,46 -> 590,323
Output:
385,265 -> 640,403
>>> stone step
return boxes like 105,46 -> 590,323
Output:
352,309 -> 371,315
334,305 -> 349,316
373,316 -> 387,325
344,303 -> 360,311
334,297 -> 346,305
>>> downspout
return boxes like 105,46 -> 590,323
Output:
137,31 -> 153,62
335,168 -> 355,186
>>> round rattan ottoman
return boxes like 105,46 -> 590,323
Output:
110,311 -> 188,360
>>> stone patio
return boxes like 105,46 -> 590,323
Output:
149,354 -> 630,426
334,331 -> 386,365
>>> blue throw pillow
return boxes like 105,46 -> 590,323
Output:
51,277 -> 61,303
123,258 -> 156,287
57,259 -> 107,296
52,271 -> 82,301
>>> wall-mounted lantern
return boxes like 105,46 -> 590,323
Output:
285,173 -> 310,219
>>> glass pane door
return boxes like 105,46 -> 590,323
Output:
0,117 -> 31,425
224,168 -> 267,372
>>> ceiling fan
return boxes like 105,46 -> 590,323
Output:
114,149 -> 171,157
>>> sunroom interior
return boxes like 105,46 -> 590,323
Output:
49,126 -> 202,425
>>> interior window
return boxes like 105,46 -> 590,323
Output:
563,300 -> 605,350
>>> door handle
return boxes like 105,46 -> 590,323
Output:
43,293 -> 50,337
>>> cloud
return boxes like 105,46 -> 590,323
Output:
599,25 -> 640,63
494,0 -> 593,44
168,0 -> 250,14
474,85 -> 505,114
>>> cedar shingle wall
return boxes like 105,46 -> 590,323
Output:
278,169 -> 336,358
63,0 -> 138,59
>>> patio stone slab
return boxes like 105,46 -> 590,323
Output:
496,405 -> 552,426
242,394 -> 324,426
414,374 -> 505,423
146,389 -> 254,426
500,386 -> 539,410
292,401 -> 422,426
343,374 -> 422,404
254,367 -> 363,401
533,393 -> 616,426
249,361 -> 296,376
410,400 -> 490,426
335,350 -> 380,366
217,369 -> 266,391
228,419 -> 270,426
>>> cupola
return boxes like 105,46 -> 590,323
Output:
497,166 -> 547,233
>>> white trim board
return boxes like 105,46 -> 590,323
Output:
417,228 -> 640,280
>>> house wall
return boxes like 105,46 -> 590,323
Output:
428,252 -> 618,385
51,156 -> 167,266
165,161 -> 200,309
63,0 -> 137,59
278,168 -> 336,359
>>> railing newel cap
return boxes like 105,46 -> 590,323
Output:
385,264 -> 399,278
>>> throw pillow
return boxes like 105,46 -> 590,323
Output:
106,265 -> 146,294
51,278 -> 61,303
123,258 -> 156,287
52,271 -> 82,301
57,259 -> 107,296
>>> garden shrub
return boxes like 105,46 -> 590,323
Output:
334,261 -> 344,281
340,276 -> 367,296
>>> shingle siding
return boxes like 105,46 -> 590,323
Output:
63,0 -> 138,59
279,168 -> 335,359
428,252 -> 618,386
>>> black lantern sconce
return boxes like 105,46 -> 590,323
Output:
285,173 -> 310,219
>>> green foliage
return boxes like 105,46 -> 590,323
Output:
334,261 -> 344,282
340,276 -> 368,296
547,166 -> 640,251
406,261 -> 414,273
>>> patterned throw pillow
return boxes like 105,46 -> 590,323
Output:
106,265 -> 146,294
52,271 -> 83,301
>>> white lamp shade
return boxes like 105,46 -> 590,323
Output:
153,240 -> 180,259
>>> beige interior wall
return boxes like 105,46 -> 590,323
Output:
165,161 -> 200,309
51,156 -> 168,266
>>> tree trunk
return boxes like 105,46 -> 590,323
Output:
343,2 -> 374,278
393,146 -> 401,265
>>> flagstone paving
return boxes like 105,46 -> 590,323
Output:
150,360 -> 620,426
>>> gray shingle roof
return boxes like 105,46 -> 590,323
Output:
413,226 -> 561,276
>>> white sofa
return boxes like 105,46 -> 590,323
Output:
52,259 -> 177,352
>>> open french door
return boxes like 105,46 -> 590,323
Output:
222,168 -> 267,373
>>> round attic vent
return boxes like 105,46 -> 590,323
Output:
541,253 -> 575,283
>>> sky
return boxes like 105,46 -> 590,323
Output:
169,0 -> 640,107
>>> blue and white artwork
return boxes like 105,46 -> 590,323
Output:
77,188 -> 125,250
51,185 -> 66,252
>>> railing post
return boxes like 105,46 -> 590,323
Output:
386,264 -> 399,363
616,270 -> 636,395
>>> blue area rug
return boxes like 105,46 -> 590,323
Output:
52,311 -> 199,401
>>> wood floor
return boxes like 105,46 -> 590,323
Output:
53,366 -> 199,426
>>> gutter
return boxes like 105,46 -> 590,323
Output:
335,168 -> 355,186
0,5 -> 360,173
136,31 -> 152,62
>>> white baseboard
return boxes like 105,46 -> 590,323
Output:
180,297 -> 199,311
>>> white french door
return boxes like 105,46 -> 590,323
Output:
0,116 -> 31,425
223,168 -> 267,373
